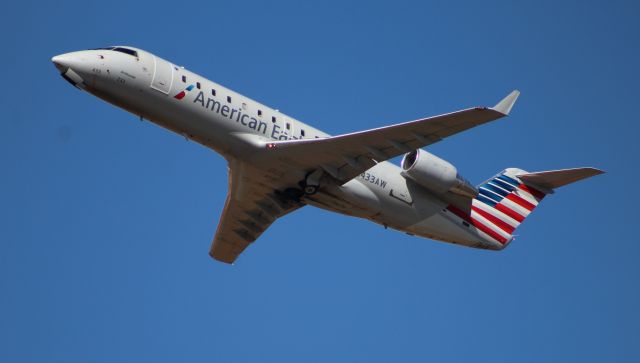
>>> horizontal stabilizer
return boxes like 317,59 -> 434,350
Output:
517,167 -> 604,190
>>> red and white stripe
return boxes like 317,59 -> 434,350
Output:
447,176 -> 547,245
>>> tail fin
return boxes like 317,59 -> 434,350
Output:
468,167 -> 603,248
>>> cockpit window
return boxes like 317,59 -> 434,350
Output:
112,47 -> 138,57
89,47 -> 138,58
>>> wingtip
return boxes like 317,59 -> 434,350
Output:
209,248 -> 236,264
584,167 -> 606,176
492,90 -> 520,115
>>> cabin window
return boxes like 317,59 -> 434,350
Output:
286,123 -> 291,130
272,116 -> 276,123
242,102 -> 247,110
211,89 -> 216,96
182,75 -> 186,83
258,110 -> 262,117
227,96 -> 232,103
196,82 -> 201,89
301,129 -> 305,137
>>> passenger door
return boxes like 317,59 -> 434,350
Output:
150,55 -> 174,94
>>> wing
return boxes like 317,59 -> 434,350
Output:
210,160 -> 304,264
210,91 -> 519,263
253,90 -> 520,184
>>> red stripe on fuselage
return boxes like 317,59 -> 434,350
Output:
446,205 -> 508,244
472,206 -> 515,234
174,91 -> 186,100
447,205 -> 472,224
470,217 -> 508,244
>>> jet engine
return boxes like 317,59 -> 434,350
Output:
401,149 -> 478,198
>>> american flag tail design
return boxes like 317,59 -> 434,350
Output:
447,167 -> 603,248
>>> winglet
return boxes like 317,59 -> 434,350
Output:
492,90 -> 520,115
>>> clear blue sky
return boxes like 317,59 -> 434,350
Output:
1,1 -> 638,362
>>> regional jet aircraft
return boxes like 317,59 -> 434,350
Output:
52,46 -> 603,264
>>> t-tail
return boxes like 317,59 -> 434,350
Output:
448,167 -> 604,249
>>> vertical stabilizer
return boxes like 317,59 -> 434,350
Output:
446,167 -> 603,249
471,168 -> 546,246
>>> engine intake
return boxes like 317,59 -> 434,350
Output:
401,149 -> 478,198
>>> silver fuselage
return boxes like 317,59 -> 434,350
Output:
52,46 -> 500,250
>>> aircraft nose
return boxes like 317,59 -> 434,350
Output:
52,52 -> 79,72
51,54 -> 64,69
52,52 -> 88,89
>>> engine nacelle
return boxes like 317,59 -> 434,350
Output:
401,149 -> 478,198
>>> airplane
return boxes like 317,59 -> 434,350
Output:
51,46 -> 603,264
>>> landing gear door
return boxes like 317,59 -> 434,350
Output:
150,55 -> 174,94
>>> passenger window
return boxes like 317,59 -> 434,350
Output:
211,89 -> 216,96
272,116 -> 276,123
301,129 -> 305,137
227,96 -> 232,103
258,110 -> 262,116
182,75 -> 186,83
196,82 -> 201,89
286,123 -> 291,130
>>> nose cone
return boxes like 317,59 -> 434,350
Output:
51,54 -> 65,71
51,52 -> 81,72
52,51 -> 90,89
